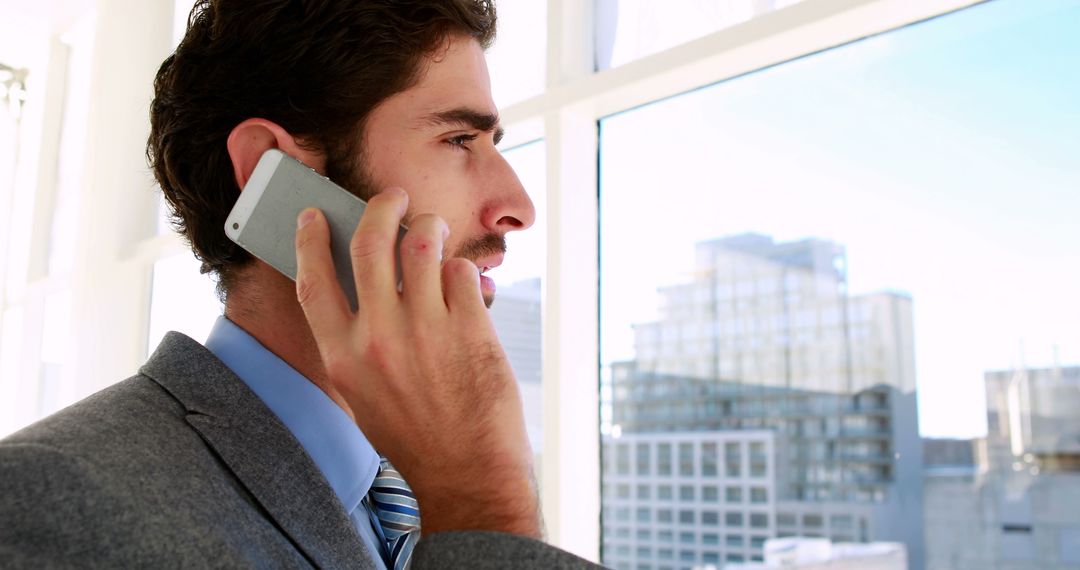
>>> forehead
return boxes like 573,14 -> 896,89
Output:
381,35 -> 496,124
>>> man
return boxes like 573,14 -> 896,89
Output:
0,1 -> 601,568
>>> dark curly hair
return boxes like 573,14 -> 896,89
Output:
147,0 -> 497,299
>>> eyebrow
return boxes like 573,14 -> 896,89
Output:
419,108 -> 505,145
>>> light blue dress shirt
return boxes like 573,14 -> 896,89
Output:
205,316 -> 389,569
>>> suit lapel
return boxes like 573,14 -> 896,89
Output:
141,332 -> 376,570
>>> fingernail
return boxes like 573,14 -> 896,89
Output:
297,209 -> 316,228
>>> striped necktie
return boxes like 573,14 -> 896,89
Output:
368,457 -> 421,570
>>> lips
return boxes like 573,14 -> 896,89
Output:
474,253 -> 504,275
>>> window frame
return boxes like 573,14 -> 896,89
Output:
518,0 -> 985,560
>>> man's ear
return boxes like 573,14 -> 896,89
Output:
226,119 -> 327,189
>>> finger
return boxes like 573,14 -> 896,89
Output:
351,188 -> 408,310
295,208 -> 351,345
400,213 -> 450,315
442,257 -> 488,320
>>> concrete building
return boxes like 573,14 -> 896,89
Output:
603,235 -> 924,570
602,430 -> 779,567
923,366 -> 1080,570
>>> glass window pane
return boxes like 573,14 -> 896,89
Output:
485,0 -> 547,108
492,141 -> 546,481
147,253 -> 222,355
702,441 -> 718,476
600,2 -> 1080,568
0,303 -> 25,436
637,442 -> 651,475
595,0 -> 804,70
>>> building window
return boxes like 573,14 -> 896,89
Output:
702,511 -> 719,526
658,484 -> 673,500
703,486 -> 719,502
725,442 -> 742,477
702,441 -> 718,476
679,531 -> 695,544
657,443 -> 672,476
637,442 -> 652,476
616,507 -> 630,522
679,510 -> 695,524
658,509 -> 673,523
804,514 -> 824,528
751,535 -> 768,549
637,507 -> 651,522
658,530 -> 674,542
679,442 -> 694,476
679,485 -> 695,501
658,548 -> 673,560
830,514 -> 854,530
617,444 -> 630,475
726,534 -> 744,547
726,512 -> 744,527
750,487 -> 768,504
750,513 -> 769,529
638,484 -> 651,500
777,512 -> 796,527
726,486 -> 743,503
703,533 -> 720,545
749,441 -> 767,478
617,483 -> 630,499
637,529 -> 652,541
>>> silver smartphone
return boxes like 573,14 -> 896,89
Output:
224,148 -> 405,311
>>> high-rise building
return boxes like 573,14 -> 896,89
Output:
602,234 -> 923,569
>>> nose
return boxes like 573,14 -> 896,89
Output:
481,152 -> 536,233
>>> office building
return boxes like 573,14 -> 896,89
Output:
603,234 -> 923,569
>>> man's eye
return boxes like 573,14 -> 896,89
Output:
445,134 -> 478,149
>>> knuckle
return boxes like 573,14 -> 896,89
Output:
295,273 -> 321,307
350,230 -> 390,260
361,336 -> 398,375
402,232 -> 439,259
444,257 -> 478,282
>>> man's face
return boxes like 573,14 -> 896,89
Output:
335,34 -> 535,308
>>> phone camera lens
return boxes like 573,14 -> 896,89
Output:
232,222 -> 239,230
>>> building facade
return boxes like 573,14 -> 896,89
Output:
923,366 -> 1080,570
603,234 -> 923,569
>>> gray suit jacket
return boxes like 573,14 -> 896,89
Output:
0,332 -> 601,569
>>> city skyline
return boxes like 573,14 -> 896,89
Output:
599,0 -> 1080,440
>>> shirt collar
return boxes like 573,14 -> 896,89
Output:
204,316 -> 380,515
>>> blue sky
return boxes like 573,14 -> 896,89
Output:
599,0 -> 1080,438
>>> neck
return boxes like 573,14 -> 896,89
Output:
223,262 -> 357,422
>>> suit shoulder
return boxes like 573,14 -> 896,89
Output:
412,531 -> 606,570
2,374 -> 186,452
0,439 -> 127,566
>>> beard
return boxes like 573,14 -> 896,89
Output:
326,148 -> 504,308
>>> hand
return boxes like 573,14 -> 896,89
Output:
293,188 -> 541,538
